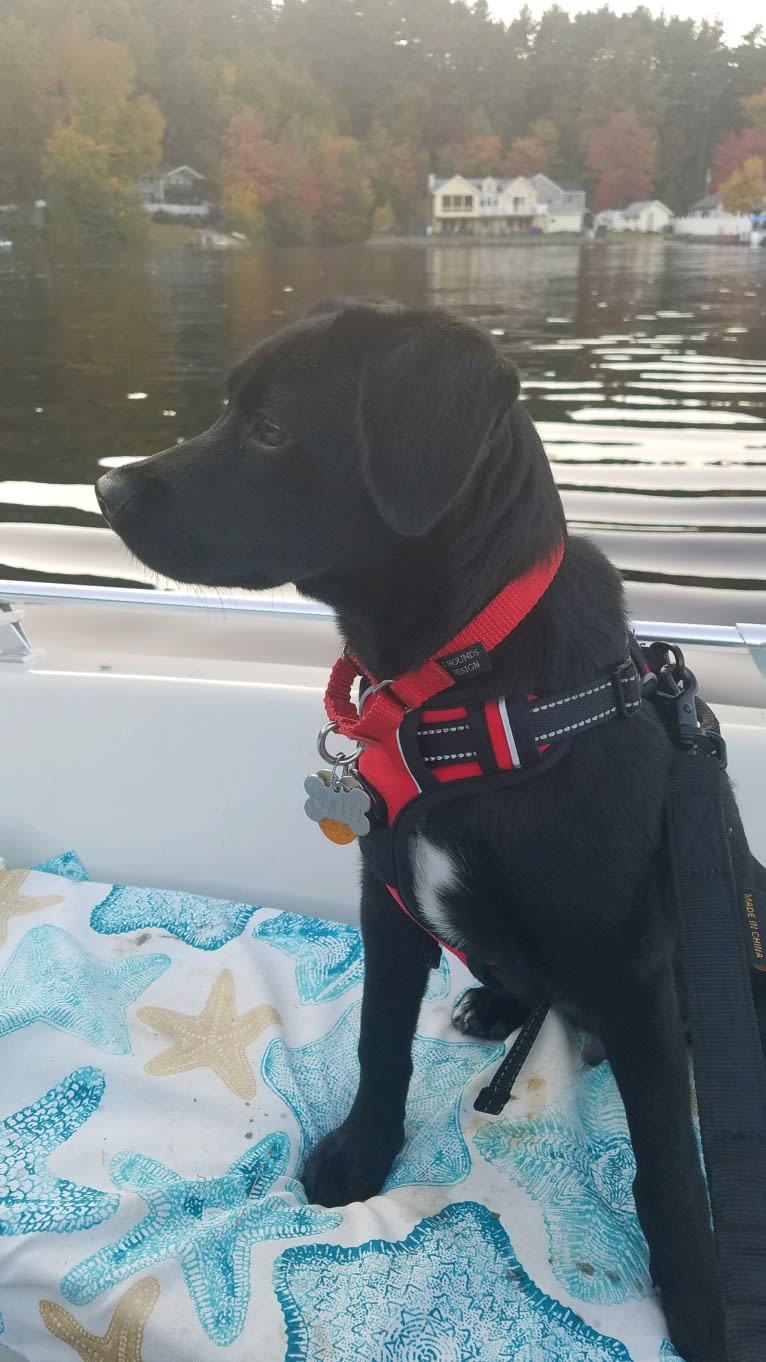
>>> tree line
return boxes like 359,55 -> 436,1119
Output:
1,0 -> 765,244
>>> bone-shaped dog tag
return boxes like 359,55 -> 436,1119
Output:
304,770 -> 372,844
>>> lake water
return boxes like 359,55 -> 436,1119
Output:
1,237 -> 765,626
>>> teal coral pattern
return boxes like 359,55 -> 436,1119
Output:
0,1067 -> 119,1234
91,884 -> 259,950
61,1131 -> 341,1346
0,924 -> 170,1054
253,910 -> 450,1004
263,1001 -> 502,1189
274,1201 -> 633,1362
474,1057 -> 652,1305
33,851 -> 89,882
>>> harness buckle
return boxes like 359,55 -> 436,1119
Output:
612,659 -> 642,717
655,661 -> 700,744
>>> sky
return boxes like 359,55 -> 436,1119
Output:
489,1 -> 762,43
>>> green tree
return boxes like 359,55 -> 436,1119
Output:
42,123 -> 147,244
0,17 -> 55,203
368,122 -> 427,232
55,28 -> 164,178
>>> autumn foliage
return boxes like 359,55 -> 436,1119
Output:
712,128 -> 766,191
1,0 -> 766,242
719,156 -> 766,213
587,112 -> 655,212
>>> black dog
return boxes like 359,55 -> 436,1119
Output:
96,299 -> 766,1362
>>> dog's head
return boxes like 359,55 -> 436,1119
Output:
96,298 -> 551,596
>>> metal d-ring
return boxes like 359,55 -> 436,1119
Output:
317,721 -> 365,768
358,675 -> 394,711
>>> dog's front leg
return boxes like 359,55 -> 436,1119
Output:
301,864 -> 432,1207
598,963 -> 725,1362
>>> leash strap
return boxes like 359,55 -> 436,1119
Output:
668,745 -> 766,1361
473,1003 -> 550,1114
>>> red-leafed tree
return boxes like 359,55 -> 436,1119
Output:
221,109 -> 279,236
587,110 -> 655,212
712,126 -> 766,190
313,135 -> 373,242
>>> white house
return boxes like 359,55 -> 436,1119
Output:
428,173 -> 586,235
622,200 -> 673,233
687,193 -> 723,218
136,165 -> 211,219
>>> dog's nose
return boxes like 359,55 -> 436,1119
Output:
95,469 -> 137,522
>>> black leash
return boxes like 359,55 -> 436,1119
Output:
470,639 -> 766,1358
474,1002 -> 550,1114
662,660 -> 766,1361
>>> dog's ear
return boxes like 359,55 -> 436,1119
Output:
358,314 -> 520,536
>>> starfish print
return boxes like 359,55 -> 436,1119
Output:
61,1132 -> 341,1347
0,869 -> 63,947
273,1201 -> 633,1362
40,1278 -> 160,1362
0,1066 -> 119,1234
262,1001 -> 502,1189
253,910 -> 450,1005
0,925 -> 170,1054
91,884 -> 259,951
137,968 -> 280,1099
474,1055 -> 651,1305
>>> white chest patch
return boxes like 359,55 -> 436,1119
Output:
410,834 -> 465,949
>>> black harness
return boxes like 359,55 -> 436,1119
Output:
358,652 -> 645,958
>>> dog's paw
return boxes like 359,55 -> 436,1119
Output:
301,1117 -> 403,1208
452,986 -> 530,1040
581,1032 -> 606,1066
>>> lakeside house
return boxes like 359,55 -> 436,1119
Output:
428,173 -> 586,235
136,165 -> 211,219
687,193 -> 724,218
593,190 -> 763,243
622,200 -> 673,233
594,200 -> 672,233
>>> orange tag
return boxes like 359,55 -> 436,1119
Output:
319,818 -> 357,846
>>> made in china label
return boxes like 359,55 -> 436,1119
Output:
743,889 -> 766,973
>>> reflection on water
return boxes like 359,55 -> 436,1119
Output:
0,237 -> 765,625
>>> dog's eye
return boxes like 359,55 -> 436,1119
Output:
250,413 -> 289,448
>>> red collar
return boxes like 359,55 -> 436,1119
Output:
324,541 -> 565,747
